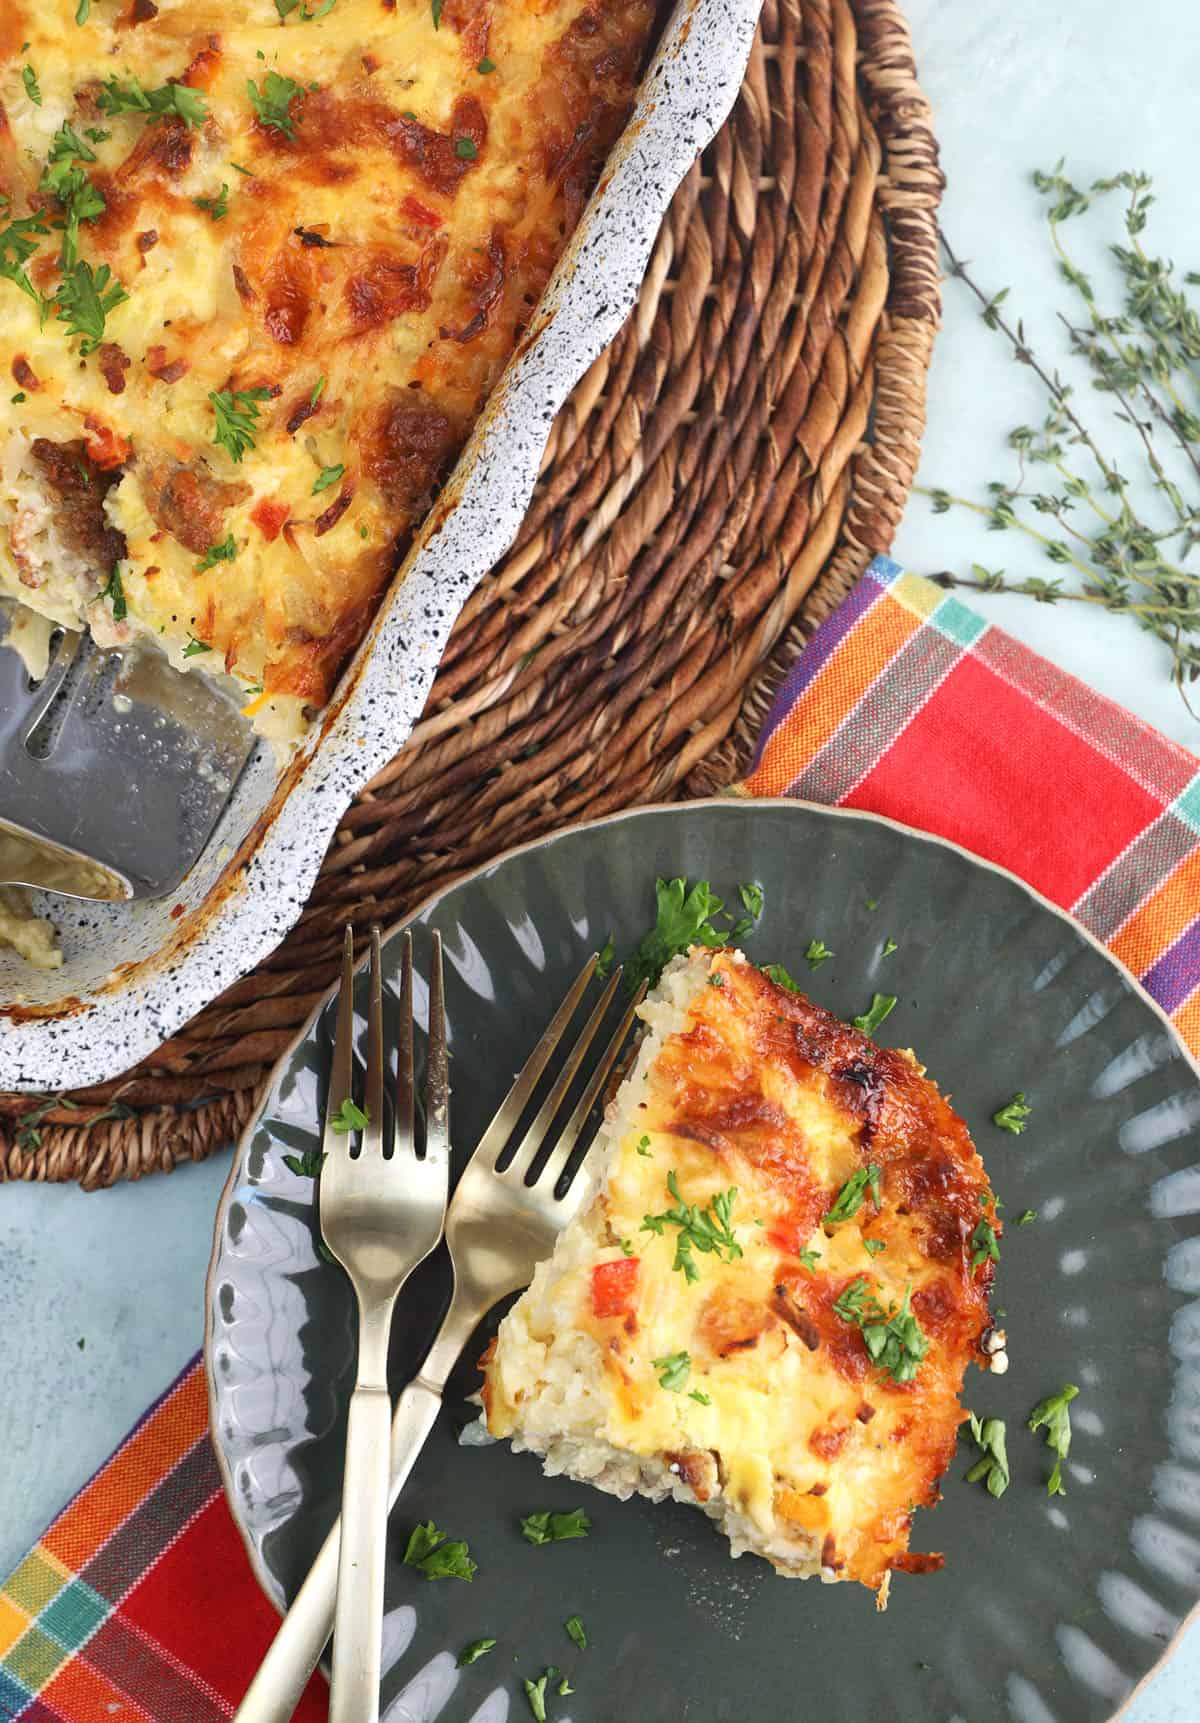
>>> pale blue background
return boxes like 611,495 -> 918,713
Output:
1,3 -> 1196,1717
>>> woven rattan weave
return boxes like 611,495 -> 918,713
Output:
0,0 -> 943,1186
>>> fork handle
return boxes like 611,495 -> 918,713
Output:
232,1381 -> 443,1723
329,1382 -> 392,1723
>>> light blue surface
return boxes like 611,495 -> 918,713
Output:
1,2 -> 1197,1717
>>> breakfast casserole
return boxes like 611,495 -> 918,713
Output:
482,949 -> 1004,1602
0,0 -> 657,740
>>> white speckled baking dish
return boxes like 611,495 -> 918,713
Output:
0,0 -> 763,1093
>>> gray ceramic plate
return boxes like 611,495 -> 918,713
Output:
205,800 -> 1200,1723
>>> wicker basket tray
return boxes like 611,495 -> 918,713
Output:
1,0 -> 942,1187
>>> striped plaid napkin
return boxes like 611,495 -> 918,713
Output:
2,551 -> 1198,1720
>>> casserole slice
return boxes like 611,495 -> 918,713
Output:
482,948 -> 1003,1602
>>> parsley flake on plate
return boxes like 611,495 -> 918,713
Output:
182,636 -> 212,657
330,1097 -> 368,1133
652,1349 -> 691,1392
402,1520 -> 476,1580
520,1507 -> 590,1545
1028,1384 -> 1078,1496
805,938 -> 834,968
282,1148 -> 324,1177
523,1672 -> 552,1723
594,933 -> 616,977
852,992 -> 897,1035
1016,1208 -> 1038,1226
823,1164 -> 881,1224
565,1614 -> 587,1650
762,961 -> 801,993
992,1092 -> 1031,1133
641,1170 -> 742,1282
740,882 -> 764,918
964,1412 -> 1010,1497
457,1638 -> 496,1666
623,877 -> 729,993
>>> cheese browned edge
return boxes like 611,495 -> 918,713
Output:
482,949 -> 1001,1598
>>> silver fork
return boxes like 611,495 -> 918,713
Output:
233,953 -> 641,1723
320,925 -> 449,1723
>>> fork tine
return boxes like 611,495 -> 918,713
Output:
423,930 -> 449,1163
502,968 -> 623,1182
537,979 -> 648,1195
362,926 -> 385,1157
322,926 -> 356,1158
395,931 -> 415,1155
478,954 -> 598,1168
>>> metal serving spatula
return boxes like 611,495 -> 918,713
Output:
0,598 -> 255,903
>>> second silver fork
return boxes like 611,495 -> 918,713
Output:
320,926 -> 449,1723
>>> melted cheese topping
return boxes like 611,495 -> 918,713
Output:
486,951 -> 1000,1593
0,0 -> 655,718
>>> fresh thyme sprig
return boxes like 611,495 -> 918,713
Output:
920,166 -> 1200,714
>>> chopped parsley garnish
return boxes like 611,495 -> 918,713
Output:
823,1163 -> 882,1225
863,1238 -> 886,1256
477,56 -> 496,72
22,66 -> 42,106
182,636 -> 212,657
210,386 -> 272,462
312,463 -> 344,495
619,1237 -> 633,1256
852,993 -> 897,1035
520,1507 -> 590,1545
740,882 -> 764,918
98,76 -> 209,129
42,124 -> 106,273
624,877 -> 727,992
247,71 -> 306,137
432,0 -> 444,26
100,566 -> 126,621
193,183 -> 230,221
969,1218 -> 1000,1271
330,1096 -> 369,1133
635,1134 -> 652,1156
11,392 -> 25,404
865,897 -> 879,911
523,1672 -> 551,1723
457,1638 -> 496,1667
309,374 -> 327,407
230,161 -> 254,176
559,1675 -> 574,1696
75,0 -> 90,23
55,258 -> 126,353
833,1277 -> 928,1383
992,1092 -> 1031,1133
1016,1208 -> 1038,1226
454,137 -> 478,160
402,1520 -> 476,1580
85,127 -> 111,143
282,1148 -> 324,1177
762,962 -> 801,993
565,1615 -> 587,1649
1028,1384 -> 1078,1496
0,203 -> 50,310
641,1170 -> 742,1282
688,1388 -> 712,1406
594,933 -> 615,977
798,1246 -> 821,1273
652,1350 -> 691,1392
882,938 -> 898,956
277,0 -> 337,17
194,535 -> 236,573
805,938 -> 834,969
707,972 -> 725,988
964,1412 -> 1010,1497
